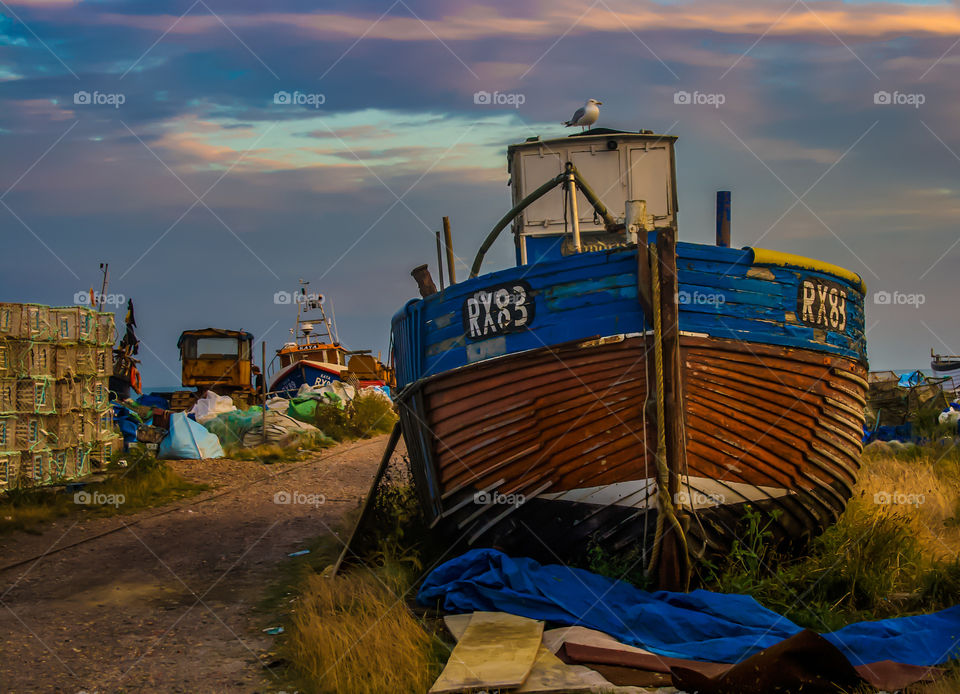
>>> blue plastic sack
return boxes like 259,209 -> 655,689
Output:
158,412 -> 224,459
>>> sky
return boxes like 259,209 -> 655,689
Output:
1,0 -> 960,385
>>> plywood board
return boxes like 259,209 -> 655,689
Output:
443,613 -> 592,693
430,611 -> 543,693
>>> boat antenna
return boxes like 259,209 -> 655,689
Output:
328,297 -> 340,344
98,262 -> 109,312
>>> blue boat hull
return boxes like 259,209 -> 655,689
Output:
270,360 -> 342,397
392,242 -> 865,389
390,242 -> 868,561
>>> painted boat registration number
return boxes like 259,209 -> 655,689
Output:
463,281 -> 535,340
797,277 -> 847,332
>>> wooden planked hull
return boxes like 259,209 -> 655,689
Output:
398,332 -> 866,562
392,242 -> 868,564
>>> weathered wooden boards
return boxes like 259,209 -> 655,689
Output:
392,243 -> 866,389
430,612 -> 544,693
408,329 -> 865,564
441,613 -> 593,693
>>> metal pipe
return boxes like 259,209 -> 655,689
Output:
625,200 -> 647,245
570,165 -> 617,229
470,172 -> 565,278
716,191 -> 731,247
435,231 -> 445,291
443,216 -> 456,285
567,171 -> 581,253
469,163 -> 617,278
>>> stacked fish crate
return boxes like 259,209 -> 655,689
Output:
0,302 -> 119,488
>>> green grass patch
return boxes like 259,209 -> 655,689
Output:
225,430 -> 336,464
309,393 -> 398,442
695,443 -> 960,631
0,452 -> 207,535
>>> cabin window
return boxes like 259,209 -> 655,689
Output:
193,338 -> 240,358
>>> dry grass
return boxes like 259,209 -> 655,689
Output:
0,454 -> 206,534
287,571 -> 439,694
700,443 -> 960,631
858,443 -> 960,561
225,431 -> 335,463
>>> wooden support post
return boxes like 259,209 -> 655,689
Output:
435,231 -> 445,291
261,341 -> 267,447
443,216 -> 457,285
330,423 -> 403,576
655,224 -> 688,591
716,191 -> 731,247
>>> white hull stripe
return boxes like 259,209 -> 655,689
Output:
538,476 -> 793,511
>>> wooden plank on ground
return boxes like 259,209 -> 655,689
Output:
442,614 -> 591,693
430,611 -> 542,693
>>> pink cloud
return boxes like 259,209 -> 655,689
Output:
83,2 -> 960,41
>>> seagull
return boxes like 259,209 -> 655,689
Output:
563,99 -> 602,131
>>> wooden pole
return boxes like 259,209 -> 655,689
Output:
716,191 -> 731,247
632,202 -> 654,318
443,216 -> 456,285
330,423 -> 402,576
97,263 -> 109,312
655,224 -> 688,591
261,341 -> 267,447
435,231 -> 445,291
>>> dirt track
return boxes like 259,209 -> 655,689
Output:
0,435 -> 392,693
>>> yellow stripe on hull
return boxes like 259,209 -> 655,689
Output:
749,248 -> 867,295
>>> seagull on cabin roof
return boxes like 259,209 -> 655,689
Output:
563,99 -> 602,131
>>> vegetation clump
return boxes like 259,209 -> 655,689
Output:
696,442 -> 960,631
268,468 -> 446,694
309,392 -> 397,441
0,451 -> 206,534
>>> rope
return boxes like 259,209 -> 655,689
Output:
644,245 -> 690,586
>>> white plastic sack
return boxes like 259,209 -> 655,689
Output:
190,390 -> 237,423
359,385 -> 392,402
265,396 -> 289,411
939,408 -> 960,427
296,381 -> 357,404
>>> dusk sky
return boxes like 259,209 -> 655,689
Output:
2,0 -> 959,386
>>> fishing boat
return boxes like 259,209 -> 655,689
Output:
931,350 -> 960,373
390,128 -> 868,584
269,282 -> 395,395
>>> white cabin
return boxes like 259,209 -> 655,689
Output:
507,129 -> 678,265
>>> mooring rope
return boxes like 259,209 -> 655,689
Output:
645,244 -> 690,586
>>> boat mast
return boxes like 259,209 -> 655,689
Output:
295,279 -> 336,348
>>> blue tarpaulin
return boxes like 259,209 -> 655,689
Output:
864,422 -> 913,444
138,393 -> 170,410
111,401 -> 149,445
418,549 -> 960,668
158,412 -> 224,459
898,370 -> 924,388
